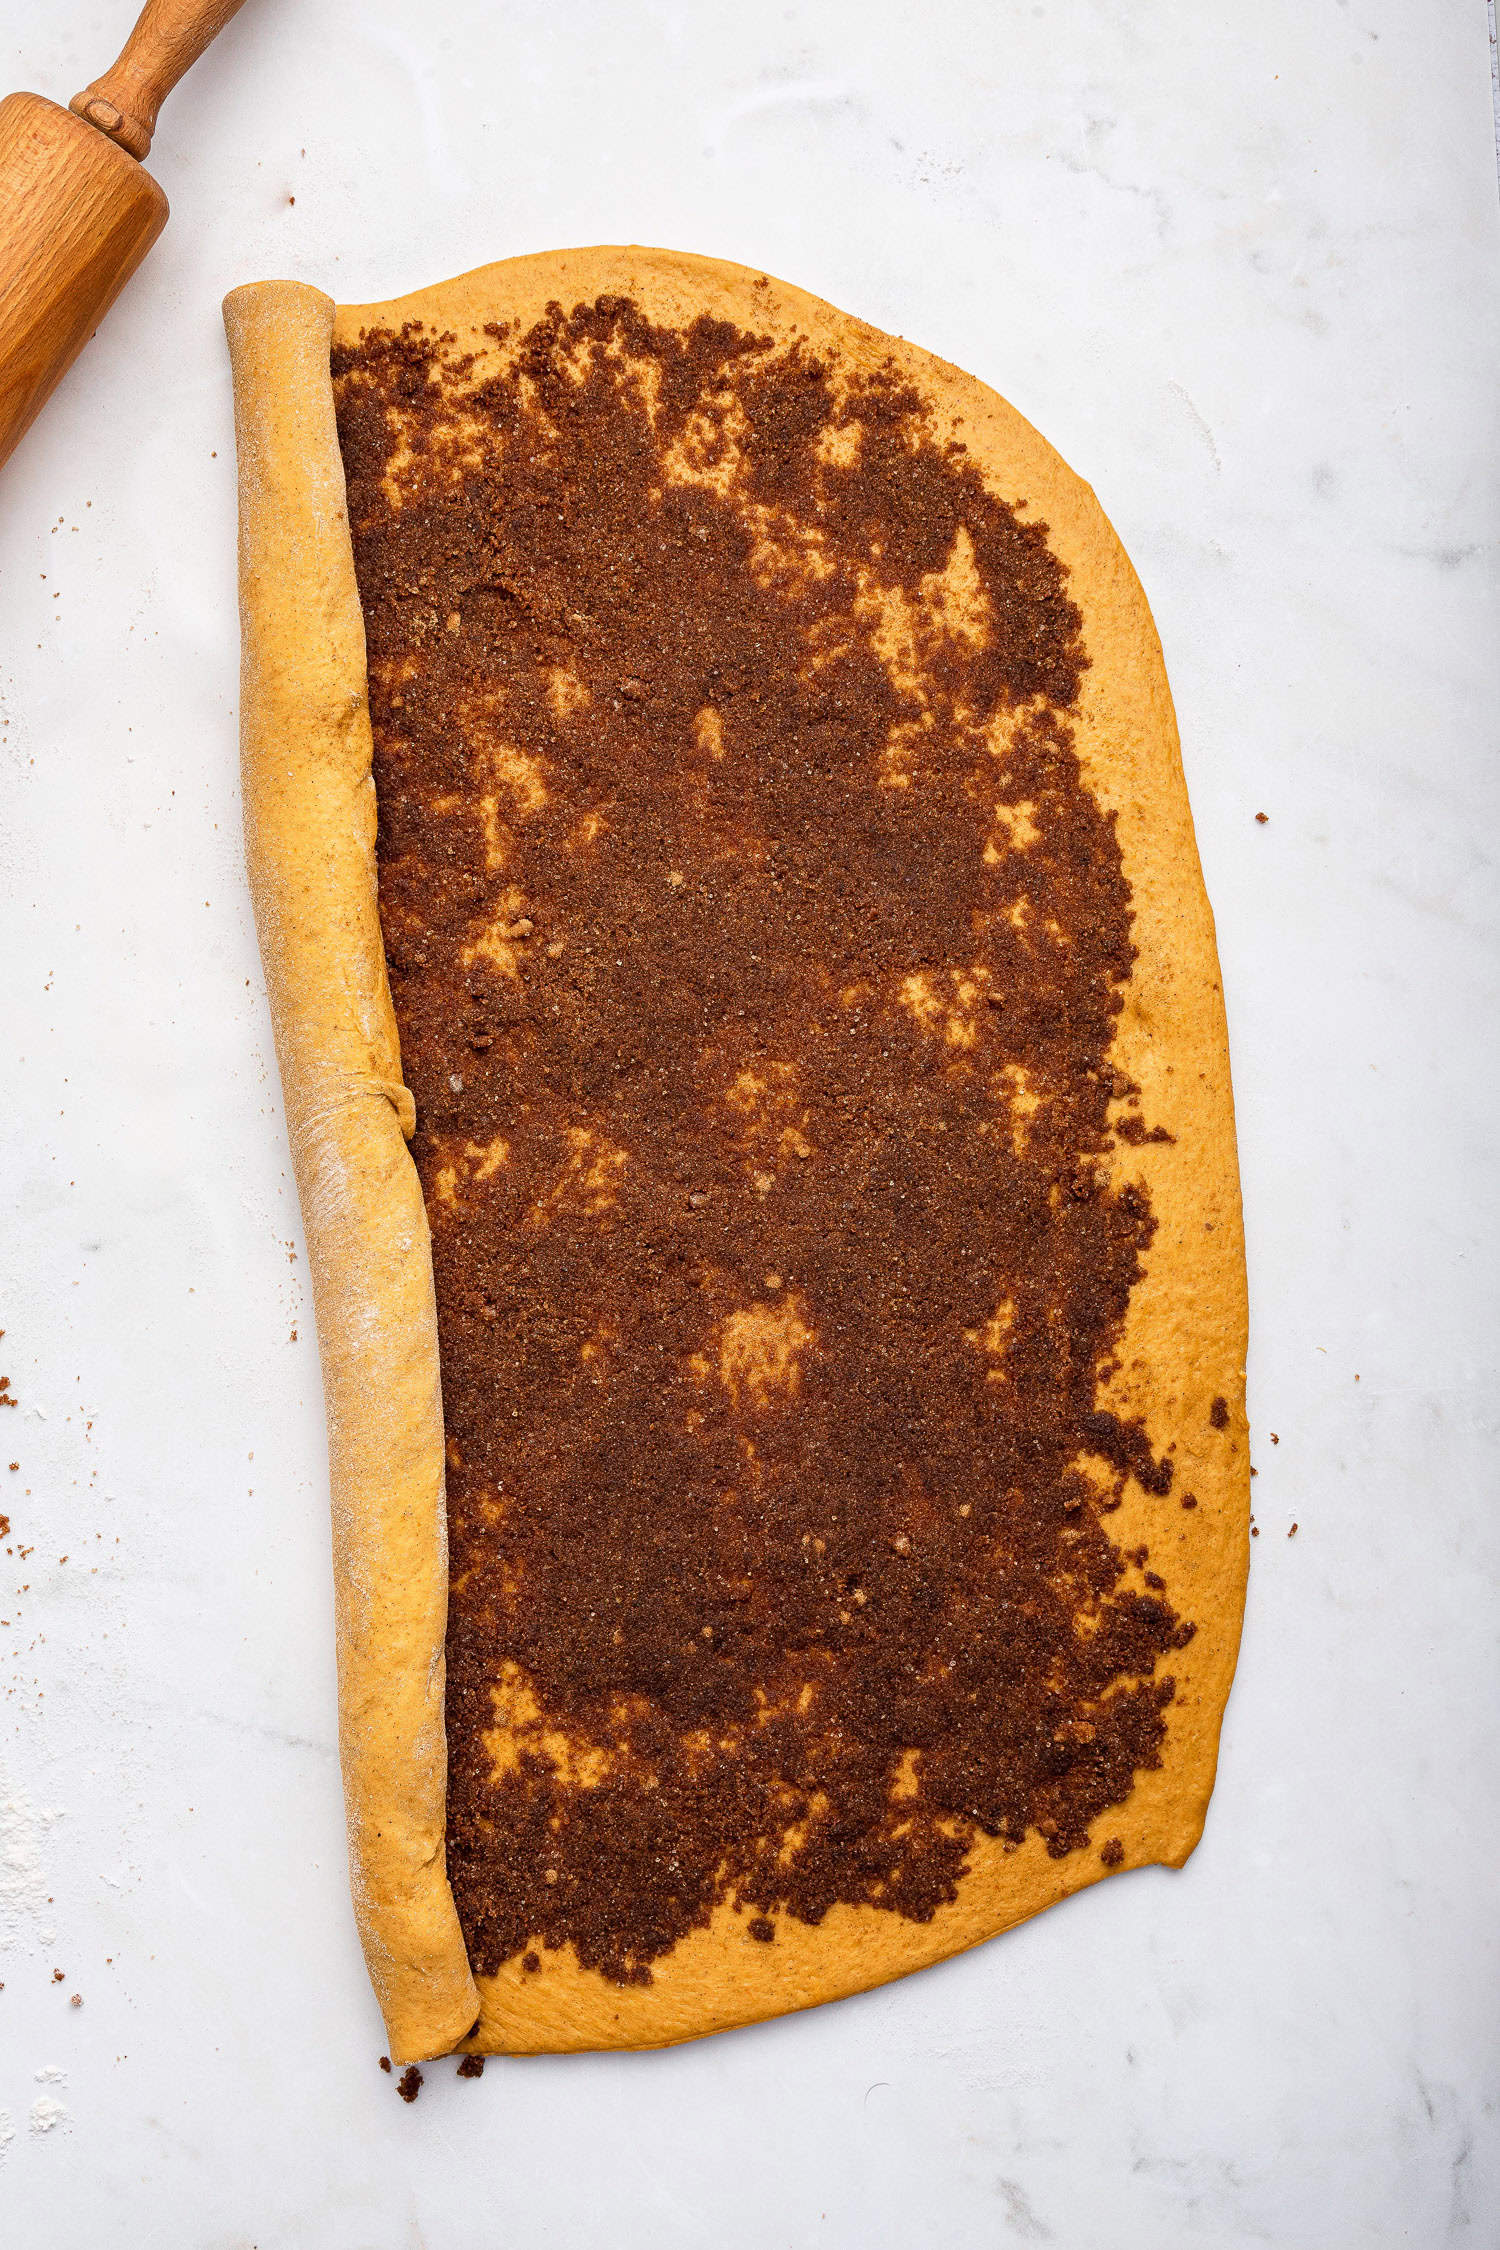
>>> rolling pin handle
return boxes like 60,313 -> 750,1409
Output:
69,0 -> 249,163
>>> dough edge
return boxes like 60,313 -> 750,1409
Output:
226,246 -> 1250,2060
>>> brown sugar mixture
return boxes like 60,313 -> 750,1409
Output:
333,296 -> 1192,1987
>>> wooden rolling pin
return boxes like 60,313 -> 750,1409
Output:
0,0 -> 249,477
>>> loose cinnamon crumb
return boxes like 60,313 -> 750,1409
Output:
396,2065 -> 423,2103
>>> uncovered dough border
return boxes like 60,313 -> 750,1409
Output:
223,251 -> 1249,2065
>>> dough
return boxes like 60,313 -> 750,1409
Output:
224,250 -> 1249,2064
223,280 -> 479,2062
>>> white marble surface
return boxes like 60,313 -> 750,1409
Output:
1,1 -> 1497,2242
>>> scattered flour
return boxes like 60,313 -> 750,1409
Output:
0,2110 -> 12,2165
0,1771 -> 64,1948
29,2096 -> 68,2135
34,2065 -> 65,2084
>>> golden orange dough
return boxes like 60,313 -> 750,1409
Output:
224,281 -> 478,2064
224,249 -> 1249,2062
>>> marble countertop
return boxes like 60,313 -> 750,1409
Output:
2,2 -> 1497,2243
